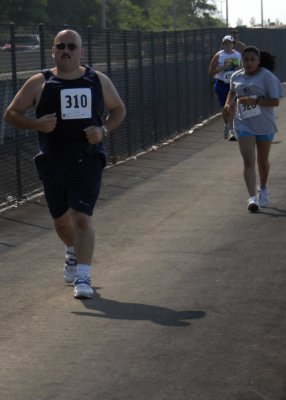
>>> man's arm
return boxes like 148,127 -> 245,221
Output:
98,72 -> 126,131
4,74 -> 57,133
83,72 -> 126,145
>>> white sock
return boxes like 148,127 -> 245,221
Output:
65,246 -> 76,267
76,264 -> 91,278
65,245 -> 75,256
65,246 -> 76,263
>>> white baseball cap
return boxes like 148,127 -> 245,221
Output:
222,35 -> 235,43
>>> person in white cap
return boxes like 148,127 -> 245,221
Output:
209,35 -> 241,141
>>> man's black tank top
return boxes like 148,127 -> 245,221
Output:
35,65 -> 106,165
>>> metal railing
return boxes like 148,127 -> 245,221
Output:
1,23 -> 286,211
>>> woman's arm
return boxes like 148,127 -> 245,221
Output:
208,53 -> 224,76
239,96 -> 279,107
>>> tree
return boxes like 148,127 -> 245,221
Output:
109,0 -> 152,30
45,0 -> 102,26
0,0 -> 224,30
148,0 -> 218,30
0,0 -> 48,24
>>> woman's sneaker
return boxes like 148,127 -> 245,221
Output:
228,130 -> 237,141
247,196 -> 260,213
257,186 -> 269,207
74,276 -> 93,299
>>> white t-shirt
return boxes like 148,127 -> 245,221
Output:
230,67 -> 284,134
215,50 -> 241,83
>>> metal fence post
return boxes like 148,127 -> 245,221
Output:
183,30 -> 190,129
87,25 -> 93,67
106,29 -> 111,77
192,29 -> 199,124
137,30 -> 146,149
9,23 -> 17,97
123,30 -> 132,156
150,31 -> 158,143
9,22 -> 23,201
174,29 -> 180,134
105,28 -> 115,157
163,31 -> 169,137
39,23 -> 46,69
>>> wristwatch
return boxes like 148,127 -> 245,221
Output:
101,125 -> 109,137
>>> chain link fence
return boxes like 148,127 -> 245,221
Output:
1,23 -> 286,211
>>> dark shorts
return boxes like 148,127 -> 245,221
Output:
34,153 -> 104,219
213,79 -> 230,107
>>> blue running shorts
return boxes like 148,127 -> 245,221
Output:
236,131 -> 275,142
213,79 -> 230,107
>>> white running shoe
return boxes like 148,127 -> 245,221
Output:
247,196 -> 260,213
63,257 -> 77,284
257,186 -> 269,207
228,130 -> 237,141
74,276 -> 93,299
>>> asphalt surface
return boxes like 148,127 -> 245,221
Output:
1,100 -> 286,400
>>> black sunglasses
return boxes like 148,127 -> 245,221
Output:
55,42 -> 77,51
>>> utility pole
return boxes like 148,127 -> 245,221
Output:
261,0 -> 264,28
218,0 -> 224,22
226,0 -> 229,27
102,0 -> 106,29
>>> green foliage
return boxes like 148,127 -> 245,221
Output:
45,0 -> 102,26
0,0 -> 224,30
1,0 -> 48,24
108,0 -> 151,30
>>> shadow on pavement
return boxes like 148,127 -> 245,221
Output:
72,288 -> 206,327
260,207 -> 286,217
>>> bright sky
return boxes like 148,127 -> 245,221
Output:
214,0 -> 286,27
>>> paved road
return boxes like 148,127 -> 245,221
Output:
1,100 -> 286,400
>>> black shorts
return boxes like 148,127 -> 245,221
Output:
34,153 -> 104,219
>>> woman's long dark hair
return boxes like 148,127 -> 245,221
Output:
242,46 -> 276,72
259,49 -> 276,72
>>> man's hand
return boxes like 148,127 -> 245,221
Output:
36,113 -> 57,133
84,126 -> 103,144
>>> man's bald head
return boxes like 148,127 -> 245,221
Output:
54,30 -> 83,47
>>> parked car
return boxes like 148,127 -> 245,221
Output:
1,34 -> 40,51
